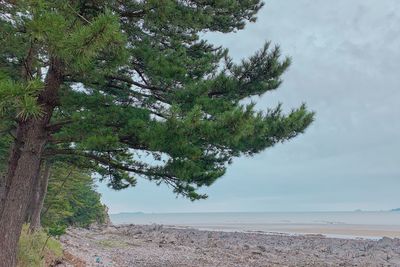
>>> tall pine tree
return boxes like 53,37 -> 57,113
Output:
0,1 -> 313,265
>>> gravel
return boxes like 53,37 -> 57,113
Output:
58,224 -> 400,267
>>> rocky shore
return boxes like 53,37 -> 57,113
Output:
59,224 -> 400,266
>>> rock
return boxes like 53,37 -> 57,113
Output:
151,223 -> 163,231
257,245 -> 266,252
379,237 -> 393,247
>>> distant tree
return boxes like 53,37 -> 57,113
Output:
41,164 -> 106,229
0,1 -> 314,264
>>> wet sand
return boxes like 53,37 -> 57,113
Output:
279,225 -> 400,239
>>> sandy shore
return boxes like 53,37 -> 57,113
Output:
59,224 -> 400,266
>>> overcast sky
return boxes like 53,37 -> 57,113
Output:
98,0 -> 400,213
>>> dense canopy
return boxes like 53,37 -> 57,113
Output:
0,0 -> 313,200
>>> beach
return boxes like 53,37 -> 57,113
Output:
59,224 -> 400,266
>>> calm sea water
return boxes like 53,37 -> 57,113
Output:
110,211 -> 400,238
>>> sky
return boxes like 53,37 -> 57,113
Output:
98,0 -> 400,213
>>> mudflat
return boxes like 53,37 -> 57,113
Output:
59,224 -> 400,266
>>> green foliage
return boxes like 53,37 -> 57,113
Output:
0,78 -> 44,120
0,135 -> 11,173
46,224 -> 67,238
42,164 -> 106,229
97,239 -> 129,249
1,0 -> 315,201
17,224 -> 63,267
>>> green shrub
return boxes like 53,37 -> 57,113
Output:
17,224 -> 63,267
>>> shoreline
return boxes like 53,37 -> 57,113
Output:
59,224 -> 400,266
110,210 -> 400,240
157,223 -> 400,240
138,224 -> 389,240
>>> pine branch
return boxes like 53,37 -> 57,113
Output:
45,149 -> 160,177
46,119 -> 73,133
106,75 -> 161,91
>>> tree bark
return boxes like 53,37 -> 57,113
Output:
0,121 -> 48,267
0,42 -> 36,216
29,162 -> 50,232
24,163 -> 42,223
0,131 -> 24,215
0,173 -> 5,212
0,58 -> 62,267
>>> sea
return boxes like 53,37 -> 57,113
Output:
110,211 -> 400,239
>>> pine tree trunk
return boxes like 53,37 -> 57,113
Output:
29,162 -> 51,232
0,173 -> 5,213
0,121 -> 48,267
0,58 -> 61,267
0,132 -> 24,215
24,164 -> 42,224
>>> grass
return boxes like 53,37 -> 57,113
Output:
97,239 -> 129,248
17,224 -> 63,267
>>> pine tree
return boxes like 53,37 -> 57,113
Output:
0,1 -> 314,264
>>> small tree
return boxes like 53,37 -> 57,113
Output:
0,1 -> 314,265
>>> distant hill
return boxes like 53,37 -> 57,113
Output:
112,212 -> 145,215
391,208 -> 400,212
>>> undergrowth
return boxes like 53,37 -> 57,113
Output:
17,224 -> 63,267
